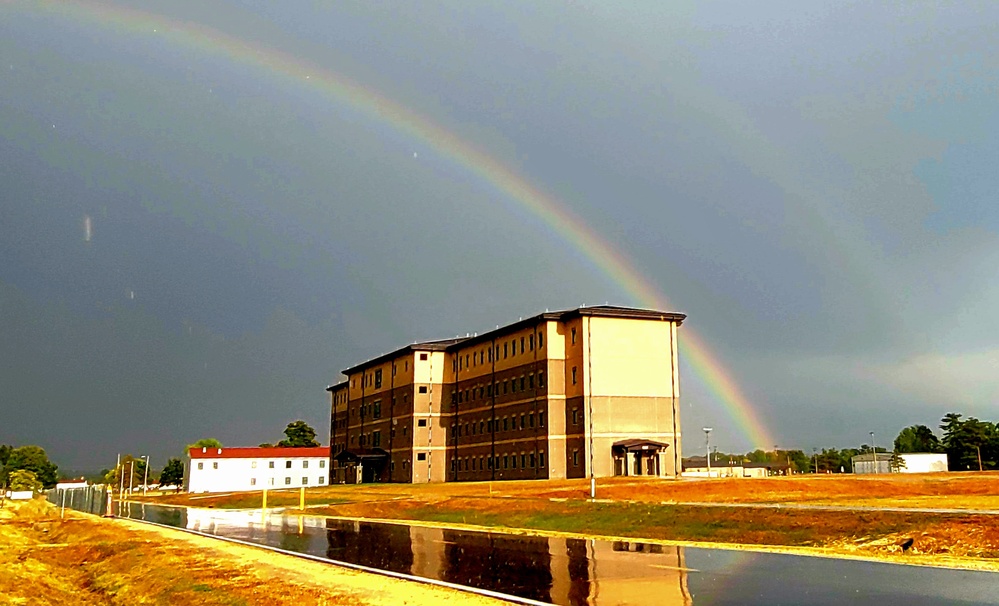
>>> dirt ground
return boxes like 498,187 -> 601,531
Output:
0,499 -> 504,606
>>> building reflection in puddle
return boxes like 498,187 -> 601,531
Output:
324,520 -> 692,606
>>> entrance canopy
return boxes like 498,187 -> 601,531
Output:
334,448 -> 389,465
612,439 -> 671,453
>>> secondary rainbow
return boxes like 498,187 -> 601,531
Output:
23,0 -> 775,449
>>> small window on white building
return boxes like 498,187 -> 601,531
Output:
285,477 -> 291,485
319,460 -> 326,468
319,476 -> 325,484
303,461 -> 309,469
197,462 -> 203,470
212,462 -> 218,469
285,461 -> 292,469
269,478 -> 275,486
302,477 -> 308,485
250,478 -> 256,486
251,461 -> 257,469
269,461 -> 275,469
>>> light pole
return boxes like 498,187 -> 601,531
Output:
141,456 -> 150,497
813,448 -> 818,474
703,427 -> 713,478
870,431 -> 877,474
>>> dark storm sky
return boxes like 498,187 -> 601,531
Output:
2,1 -> 998,470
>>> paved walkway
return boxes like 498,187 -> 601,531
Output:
664,500 -> 999,515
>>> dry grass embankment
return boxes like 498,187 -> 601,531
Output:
0,499 -> 504,606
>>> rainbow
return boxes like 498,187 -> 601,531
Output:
16,0 -> 775,449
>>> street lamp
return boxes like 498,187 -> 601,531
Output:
141,456 -> 150,497
870,431 -> 877,475
703,428 -> 713,478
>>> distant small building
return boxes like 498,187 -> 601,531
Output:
56,480 -> 89,490
681,457 -> 786,478
185,446 -> 329,493
851,452 -> 893,474
899,453 -> 948,473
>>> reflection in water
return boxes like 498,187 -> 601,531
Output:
320,520 -> 692,606
98,504 -> 999,606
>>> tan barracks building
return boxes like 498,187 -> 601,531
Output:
327,306 -> 685,484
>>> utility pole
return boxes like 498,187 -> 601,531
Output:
703,428 -> 713,478
870,431 -> 877,474
141,456 -> 150,497
977,445 -> 984,472
127,459 -> 135,496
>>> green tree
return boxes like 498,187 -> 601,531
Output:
8,469 -> 43,492
186,438 -> 223,456
278,420 -> 319,447
159,458 -> 185,488
889,452 -> 908,473
3,446 -> 59,489
894,425 -> 942,453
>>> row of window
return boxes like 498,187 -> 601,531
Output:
197,460 -> 325,471
450,450 -> 547,472
456,331 -> 546,371
248,476 -> 326,486
454,372 -> 545,404
451,410 -> 546,438
351,355 -> 425,390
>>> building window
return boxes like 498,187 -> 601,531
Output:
269,477 -> 275,486
529,334 -> 535,350
572,409 -> 579,425
529,374 -> 535,389
539,411 -> 546,427
197,462 -> 203,470
572,366 -> 578,384
319,476 -> 325,484
403,460 -> 409,470
479,421 -> 485,434
269,461 -> 275,469
417,452 -> 427,461
538,331 -> 544,347
539,452 -> 546,467
286,461 -> 292,469
302,477 -> 309,485
520,415 -> 525,430
419,386 -> 428,394
319,460 -> 326,468
285,477 -> 292,485
418,419 -> 427,427
529,413 -> 535,428
488,348 -> 493,362
521,337 -> 525,353
530,453 -> 536,467
466,354 -> 470,368
520,377 -> 526,390
213,462 -> 218,469
511,379 -> 517,393
512,455 -> 518,469
374,369 -> 382,388
504,343 -> 508,358
503,455 -> 509,469
373,401 -> 382,419
420,353 -> 428,361
373,430 -> 381,447
521,454 -> 527,468
503,417 -> 509,431
250,478 -> 256,486
503,380 -> 508,394
251,461 -> 257,469
539,372 -> 545,388
571,327 -> 577,344
572,450 -> 579,466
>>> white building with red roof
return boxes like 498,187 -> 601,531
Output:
185,446 -> 330,493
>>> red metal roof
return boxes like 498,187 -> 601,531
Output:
188,446 -> 329,459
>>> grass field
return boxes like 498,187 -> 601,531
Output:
138,473 -> 999,568
0,499 -> 503,605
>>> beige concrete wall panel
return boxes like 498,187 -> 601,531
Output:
587,317 -> 673,398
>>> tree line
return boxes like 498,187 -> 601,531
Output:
695,412 -> 999,473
